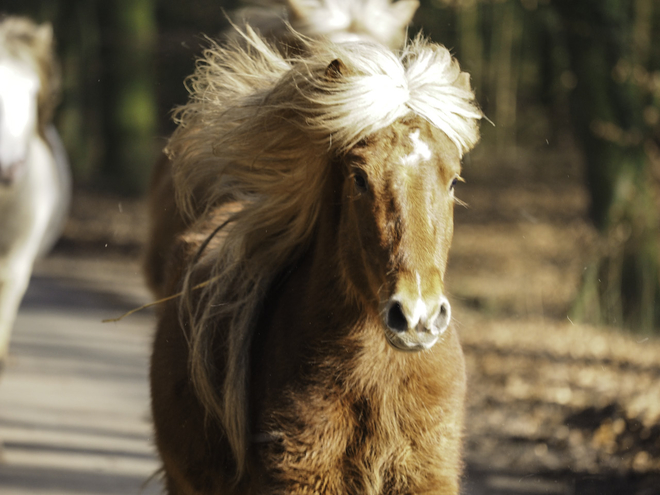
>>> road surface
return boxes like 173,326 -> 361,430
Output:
0,255 -> 162,495
0,254 -> 585,495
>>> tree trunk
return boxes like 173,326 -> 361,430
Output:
554,0 -> 660,331
457,1 -> 483,99
55,0 -> 106,184
489,0 -> 522,153
99,0 -> 157,194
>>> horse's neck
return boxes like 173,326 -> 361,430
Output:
279,181 -> 355,334
250,174 -> 356,401
305,192 -> 347,303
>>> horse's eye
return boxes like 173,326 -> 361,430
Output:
353,170 -> 368,193
450,178 -> 457,190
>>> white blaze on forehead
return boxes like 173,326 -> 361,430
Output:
400,129 -> 432,167
0,58 -> 40,166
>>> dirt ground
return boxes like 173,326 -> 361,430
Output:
454,148 -> 660,494
53,146 -> 660,494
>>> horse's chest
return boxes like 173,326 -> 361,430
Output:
254,333 -> 463,493
259,390 -> 430,495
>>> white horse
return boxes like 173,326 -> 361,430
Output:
232,0 -> 419,49
0,16 -> 71,372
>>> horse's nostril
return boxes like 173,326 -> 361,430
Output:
386,301 -> 408,333
437,298 -> 451,329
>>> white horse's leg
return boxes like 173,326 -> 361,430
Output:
0,250 -> 34,368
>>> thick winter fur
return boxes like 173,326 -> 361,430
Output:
151,30 -> 481,494
0,16 -> 70,370
143,0 -> 420,298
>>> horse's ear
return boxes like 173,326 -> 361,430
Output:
390,0 -> 420,26
325,59 -> 347,80
454,71 -> 473,93
287,0 -> 309,21
36,22 -> 53,47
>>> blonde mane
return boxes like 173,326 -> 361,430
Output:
167,28 -> 482,478
0,16 -> 61,133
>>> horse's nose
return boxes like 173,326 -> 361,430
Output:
434,297 -> 452,333
384,295 -> 451,351
385,301 -> 408,333
385,296 -> 451,333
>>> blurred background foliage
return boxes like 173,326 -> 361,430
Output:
2,0 -> 241,192
2,0 -> 660,331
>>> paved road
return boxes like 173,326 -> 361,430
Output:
0,256 -> 162,495
0,255 -> 583,495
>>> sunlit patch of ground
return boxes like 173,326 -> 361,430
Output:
459,312 -> 660,476
447,149 -> 660,491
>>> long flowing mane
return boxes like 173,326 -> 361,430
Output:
0,16 -> 60,134
166,28 -> 482,477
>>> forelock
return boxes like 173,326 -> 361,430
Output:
288,35 -> 482,155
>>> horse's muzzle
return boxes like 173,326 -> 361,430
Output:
383,296 -> 451,352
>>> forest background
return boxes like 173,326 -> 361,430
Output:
3,0 -> 660,332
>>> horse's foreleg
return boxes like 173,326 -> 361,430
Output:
0,252 -> 34,370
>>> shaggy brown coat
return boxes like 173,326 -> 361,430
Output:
151,119 -> 467,494
150,30 -> 481,494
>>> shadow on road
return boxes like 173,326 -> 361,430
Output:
0,264 -> 161,495
464,466 -> 660,495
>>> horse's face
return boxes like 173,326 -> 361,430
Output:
338,116 -> 461,352
0,55 -> 40,185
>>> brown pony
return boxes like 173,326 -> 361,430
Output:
143,0 -> 420,298
151,31 -> 481,494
